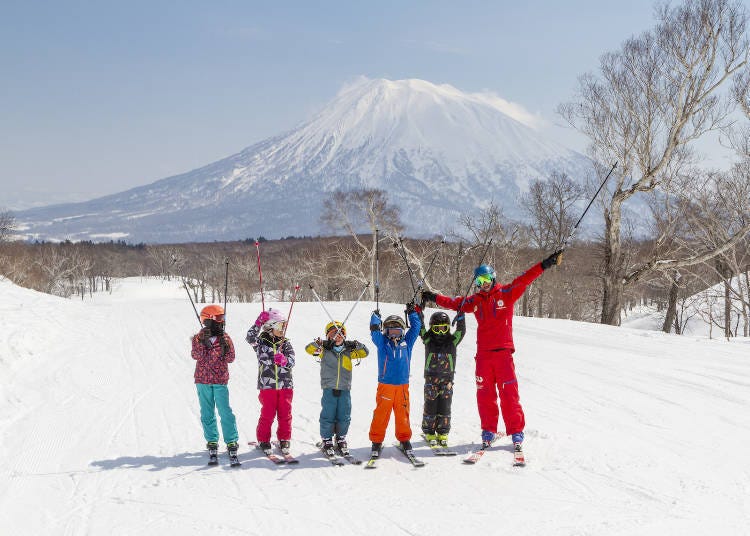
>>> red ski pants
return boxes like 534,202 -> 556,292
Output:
257,388 -> 293,442
474,349 -> 525,436
368,383 -> 412,443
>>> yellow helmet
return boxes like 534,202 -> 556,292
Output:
325,321 -> 346,338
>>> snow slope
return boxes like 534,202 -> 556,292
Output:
1,277 -> 749,535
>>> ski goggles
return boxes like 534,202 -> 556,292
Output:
384,326 -> 404,339
430,324 -> 450,335
474,273 -> 494,287
206,314 -> 225,322
268,320 -> 286,331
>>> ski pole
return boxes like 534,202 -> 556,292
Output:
183,279 -> 202,327
375,229 -> 380,315
409,237 -> 445,304
223,257 -> 229,316
281,284 -> 300,339
452,237 -> 493,326
394,237 -> 417,294
309,282 -> 370,341
254,240 -> 265,311
560,161 -> 617,249
393,237 -> 418,326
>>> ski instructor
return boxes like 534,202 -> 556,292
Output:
421,250 -> 562,457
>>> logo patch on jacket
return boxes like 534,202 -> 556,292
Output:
496,299 -> 505,309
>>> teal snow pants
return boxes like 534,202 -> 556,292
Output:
196,383 -> 238,445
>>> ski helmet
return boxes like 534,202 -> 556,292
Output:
264,308 -> 287,331
200,304 -> 225,323
473,264 -> 496,286
429,311 -> 450,326
325,321 -> 346,338
383,315 -> 406,329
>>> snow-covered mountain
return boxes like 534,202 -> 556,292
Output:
16,78 -> 590,243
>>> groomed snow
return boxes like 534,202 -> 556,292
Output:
1,277 -> 748,535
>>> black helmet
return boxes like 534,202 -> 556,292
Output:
429,311 -> 450,326
383,315 -> 406,329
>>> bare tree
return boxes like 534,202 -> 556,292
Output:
0,210 -> 15,242
320,188 -> 403,299
560,0 -> 750,325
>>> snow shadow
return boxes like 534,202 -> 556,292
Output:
90,451 -> 220,472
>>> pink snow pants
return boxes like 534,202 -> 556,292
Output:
256,388 -> 293,442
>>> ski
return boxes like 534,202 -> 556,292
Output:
248,441 -> 287,465
395,444 -> 425,467
463,449 -> 485,464
420,433 -> 457,456
272,441 -> 300,464
364,453 -> 379,469
315,441 -> 345,466
513,445 -> 526,467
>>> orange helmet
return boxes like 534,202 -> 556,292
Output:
200,304 -> 225,323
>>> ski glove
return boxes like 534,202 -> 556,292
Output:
255,310 -> 271,327
274,353 -> 288,367
198,327 -> 212,348
405,301 -> 419,315
321,340 -> 334,351
219,335 -> 231,356
421,290 -> 437,304
344,340 -> 357,350
541,250 -> 564,270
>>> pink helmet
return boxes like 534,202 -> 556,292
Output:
267,308 -> 286,323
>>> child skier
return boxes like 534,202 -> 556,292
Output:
246,307 -> 296,455
419,310 -> 466,449
368,302 -> 422,459
191,304 -> 240,466
305,321 -> 369,458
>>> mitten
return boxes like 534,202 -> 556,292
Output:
344,341 -> 357,350
405,301 -> 416,315
321,340 -> 334,351
274,353 -> 288,367
255,310 -> 271,327
421,290 -> 437,303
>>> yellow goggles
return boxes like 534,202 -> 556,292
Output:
475,273 -> 493,287
431,324 -> 450,335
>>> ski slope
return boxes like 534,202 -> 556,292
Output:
1,276 -> 749,535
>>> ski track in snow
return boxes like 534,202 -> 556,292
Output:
1,277 -> 749,535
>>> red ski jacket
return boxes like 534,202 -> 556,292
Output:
435,262 -> 543,353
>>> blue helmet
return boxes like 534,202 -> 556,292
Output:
473,264 -> 496,280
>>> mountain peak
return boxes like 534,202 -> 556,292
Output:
17,78 -> 589,243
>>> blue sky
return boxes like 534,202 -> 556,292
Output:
2,0 -> 665,208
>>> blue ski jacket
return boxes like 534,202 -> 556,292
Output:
370,310 -> 421,385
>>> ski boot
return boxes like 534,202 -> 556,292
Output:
481,430 -> 497,450
279,440 -> 291,455
227,441 -> 240,467
370,442 -> 383,459
321,437 -> 336,458
258,441 -> 273,454
424,433 -> 438,448
437,433 -> 449,448
207,441 -> 219,465
335,435 -> 350,456
399,440 -> 413,452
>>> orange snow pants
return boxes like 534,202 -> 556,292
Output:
368,383 -> 412,443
